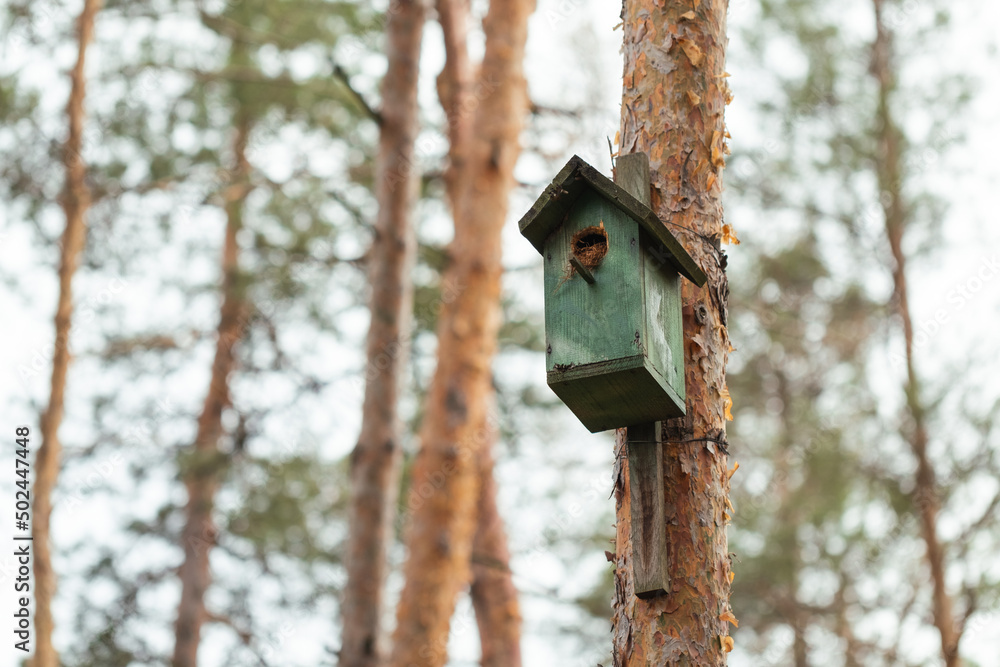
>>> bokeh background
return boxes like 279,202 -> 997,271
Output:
1,0 -> 998,665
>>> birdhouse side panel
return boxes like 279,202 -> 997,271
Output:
641,239 -> 686,407
543,191 -> 643,374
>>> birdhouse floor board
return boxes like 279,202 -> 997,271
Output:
548,356 -> 685,432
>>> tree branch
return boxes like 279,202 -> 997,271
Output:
332,63 -> 383,125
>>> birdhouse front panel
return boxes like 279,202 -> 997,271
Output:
543,189 -> 642,373
519,154 -> 707,433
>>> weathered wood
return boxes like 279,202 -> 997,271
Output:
568,256 -> 595,283
529,154 -> 701,432
547,355 -> 684,432
617,154 -> 669,597
627,422 -> 668,597
519,155 -> 707,287
615,152 -> 651,207
543,190 -> 643,375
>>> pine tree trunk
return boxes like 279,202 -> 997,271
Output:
340,1 -> 425,664
31,2 -> 102,664
433,0 -> 522,662
612,1 -> 734,663
172,116 -> 252,667
870,2 -> 959,664
389,0 -> 533,663
470,436 -> 522,667
434,0 -> 473,207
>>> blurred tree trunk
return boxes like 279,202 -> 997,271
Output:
870,2 -> 959,664
31,1 -> 102,664
613,1 -> 734,664
389,0 -> 533,663
470,440 -> 522,667
434,0 -> 522,662
773,423 -> 807,667
340,1 -> 425,664
172,115 -> 252,667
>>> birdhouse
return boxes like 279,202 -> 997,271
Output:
518,153 -> 707,432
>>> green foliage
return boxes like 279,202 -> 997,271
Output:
225,454 -> 348,566
0,0 -> 386,662
725,1 -> 996,664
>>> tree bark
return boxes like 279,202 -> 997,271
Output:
470,437 -> 522,667
31,2 -> 102,664
172,116 -> 252,667
613,1 -> 733,664
870,2 -> 959,664
340,1 -> 425,664
388,0 -> 533,663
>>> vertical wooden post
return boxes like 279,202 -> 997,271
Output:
626,421 -> 668,597
614,152 -> 652,209
615,152 -> 669,597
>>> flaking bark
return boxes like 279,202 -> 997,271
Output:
613,1 -> 733,664
388,0 -> 533,663
31,2 -> 102,664
171,115 -> 252,667
340,0 -> 425,663
871,2 -> 960,664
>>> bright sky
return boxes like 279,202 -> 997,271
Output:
1,0 -> 998,665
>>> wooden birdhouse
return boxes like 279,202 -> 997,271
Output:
518,153 -> 707,432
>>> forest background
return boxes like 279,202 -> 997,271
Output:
1,0 -> 999,665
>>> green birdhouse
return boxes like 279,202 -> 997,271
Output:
518,153 -> 707,432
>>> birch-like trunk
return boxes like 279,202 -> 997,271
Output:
613,1 -> 734,663
871,2 -> 959,663
389,0 -> 533,663
172,116 -> 252,667
31,2 -> 102,664
340,0 -> 425,663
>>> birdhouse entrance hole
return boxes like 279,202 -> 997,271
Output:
570,224 -> 608,271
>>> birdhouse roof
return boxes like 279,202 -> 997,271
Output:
518,155 -> 707,287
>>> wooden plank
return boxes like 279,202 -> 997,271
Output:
517,156 -> 588,251
568,256 -> 595,284
615,152 -> 651,206
576,158 -> 707,287
547,355 -> 685,432
544,191 -> 642,373
547,353 -> 645,381
638,209 -> 708,287
519,154 -> 706,287
618,155 -> 669,597
641,245 -> 685,406
627,422 -> 669,597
